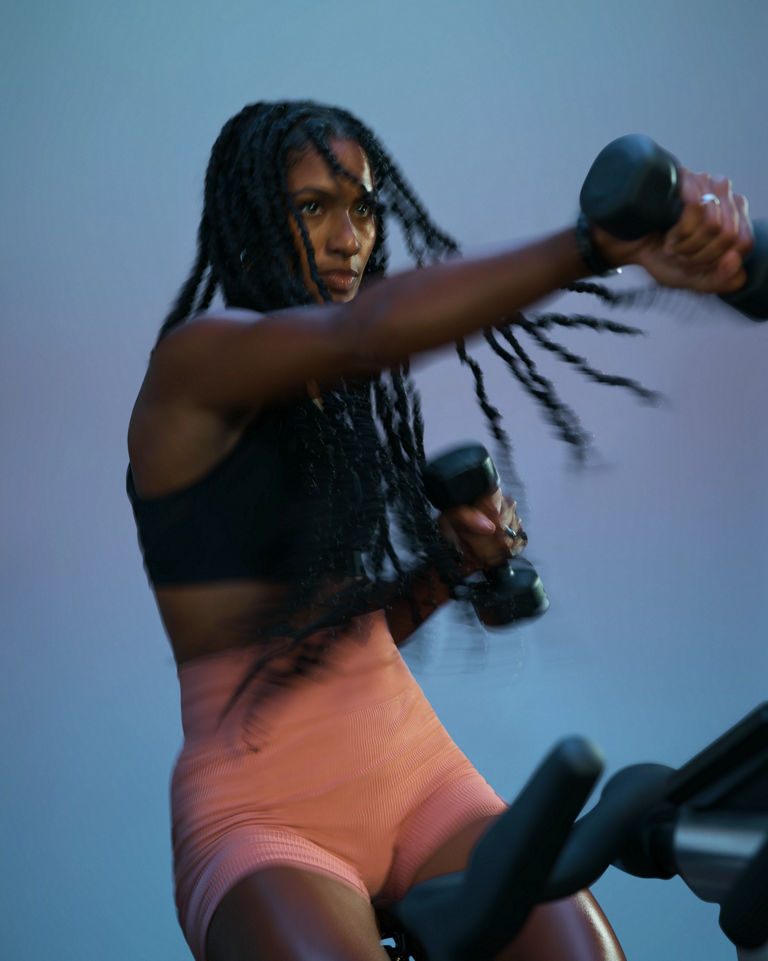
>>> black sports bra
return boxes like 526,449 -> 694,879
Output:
126,403 -> 370,586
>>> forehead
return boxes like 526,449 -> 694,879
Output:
285,137 -> 374,194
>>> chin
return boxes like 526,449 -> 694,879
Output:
331,290 -> 358,304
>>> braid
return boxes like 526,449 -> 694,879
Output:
455,339 -> 521,456
524,311 -> 646,337
518,317 -> 660,404
156,99 -> 665,707
193,264 -> 218,315
486,325 -> 590,454
565,279 -> 667,309
156,241 -> 208,342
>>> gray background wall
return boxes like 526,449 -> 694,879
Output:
2,1 -> 766,958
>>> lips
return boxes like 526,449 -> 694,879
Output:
320,270 -> 359,293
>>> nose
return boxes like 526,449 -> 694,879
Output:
328,211 -> 361,257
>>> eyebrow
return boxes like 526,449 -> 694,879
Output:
289,186 -> 375,201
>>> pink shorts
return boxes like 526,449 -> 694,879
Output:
171,611 -> 506,961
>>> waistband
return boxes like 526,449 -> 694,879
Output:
176,611 -> 410,742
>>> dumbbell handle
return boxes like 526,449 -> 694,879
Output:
580,134 -> 768,320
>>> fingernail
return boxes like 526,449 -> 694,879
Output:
477,515 -> 495,532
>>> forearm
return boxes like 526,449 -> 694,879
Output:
339,228 -> 589,371
155,228 -> 592,412
383,564 -> 455,647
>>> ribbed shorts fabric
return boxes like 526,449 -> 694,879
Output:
171,611 -> 506,961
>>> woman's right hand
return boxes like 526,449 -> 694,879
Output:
592,167 -> 754,295
438,490 -> 525,576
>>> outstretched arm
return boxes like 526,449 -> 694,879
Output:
145,228 -> 592,415
141,168 -> 751,419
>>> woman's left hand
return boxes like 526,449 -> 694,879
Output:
438,488 -> 525,574
594,167 -> 754,294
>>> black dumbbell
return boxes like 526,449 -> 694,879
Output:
423,443 -> 549,627
580,133 -> 768,320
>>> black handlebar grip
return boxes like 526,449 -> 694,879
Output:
392,737 -> 604,961
543,762 -> 676,900
580,134 -> 768,320
719,835 -> 768,949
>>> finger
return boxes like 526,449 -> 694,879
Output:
663,168 -> 709,246
502,523 -> 527,557
455,531 -> 511,569
499,504 -> 521,532
667,175 -> 749,270
665,185 -> 723,258
675,247 -> 745,294
734,193 -> 754,257
503,524 -> 527,543
665,170 -> 734,251
680,199 -> 732,265
710,248 -> 748,293
501,515 -> 522,537
443,505 -> 496,535
491,516 -> 523,554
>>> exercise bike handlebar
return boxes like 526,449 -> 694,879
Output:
392,702 -> 768,960
393,737 -> 604,961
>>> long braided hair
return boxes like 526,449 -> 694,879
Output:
157,100 -> 655,704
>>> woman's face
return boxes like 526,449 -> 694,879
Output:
285,138 -> 377,303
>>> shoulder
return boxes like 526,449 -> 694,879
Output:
144,309 -> 268,404
153,308 -> 264,358
139,301 -> 365,418
151,305 -> 343,370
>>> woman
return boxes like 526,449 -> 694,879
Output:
127,101 -> 751,961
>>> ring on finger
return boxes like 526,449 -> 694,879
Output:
505,525 -> 527,544
700,193 -> 721,207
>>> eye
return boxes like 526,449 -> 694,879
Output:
355,195 -> 380,219
298,200 -> 322,217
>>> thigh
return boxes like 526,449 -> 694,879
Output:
409,816 -> 625,961
497,892 -> 626,961
206,866 -> 391,961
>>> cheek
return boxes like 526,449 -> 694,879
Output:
295,218 -> 318,255
361,224 -> 378,263
290,219 -> 320,274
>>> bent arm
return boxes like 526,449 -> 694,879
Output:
384,491 -> 520,645
383,565 -> 454,647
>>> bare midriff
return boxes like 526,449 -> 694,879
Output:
155,576 -> 365,666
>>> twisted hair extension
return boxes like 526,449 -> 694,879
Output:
565,279 -> 668,308
524,311 -> 646,337
517,317 -> 660,404
485,326 -> 590,454
454,339 -> 529,497
155,99 -> 664,711
193,263 -> 218,315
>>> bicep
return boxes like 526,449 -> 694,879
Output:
148,307 -> 377,414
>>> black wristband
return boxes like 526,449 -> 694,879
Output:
575,211 -> 617,277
